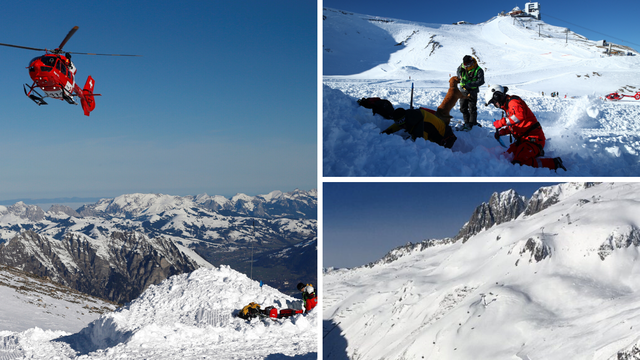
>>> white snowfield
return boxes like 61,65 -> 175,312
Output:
324,182 -> 640,360
0,265 -> 117,333
323,8 -> 640,176
0,266 -> 317,359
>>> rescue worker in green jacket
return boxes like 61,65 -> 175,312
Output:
381,107 -> 456,148
456,55 -> 485,130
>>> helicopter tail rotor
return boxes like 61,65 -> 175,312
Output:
80,76 -> 96,116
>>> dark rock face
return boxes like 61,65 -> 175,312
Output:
455,190 -> 526,243
617,344 -> 640,360
524,188 -> 561,217
0,230 -> 198,304
598,226 -> 640,261
520,237 -> 551,262
524,182 -> 598,216
48,204 -> 81,218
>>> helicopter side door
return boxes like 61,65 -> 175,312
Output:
45,57 -> 74,99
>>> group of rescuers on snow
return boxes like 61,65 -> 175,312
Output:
237,282 -> 318,321
379,55 -> 566,172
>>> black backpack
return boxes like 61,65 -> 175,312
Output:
357,97 -> 394,120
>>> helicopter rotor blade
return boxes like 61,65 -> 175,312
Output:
1,26 -> 141,57
57,26 -> 79,51
66,51 -> 142,57
0,42 -> 46,52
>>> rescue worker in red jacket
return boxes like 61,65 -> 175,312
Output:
297,282 -> 317,313
485,84 -> 566,171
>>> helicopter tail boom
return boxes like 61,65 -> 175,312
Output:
80,76 -> 96,116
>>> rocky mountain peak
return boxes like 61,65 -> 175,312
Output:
524,182 -> 599,216
0,202 -> 45,222
455,189 -> 526,242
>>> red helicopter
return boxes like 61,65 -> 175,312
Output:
0,26 -> 139,116
605,91 -> 640,101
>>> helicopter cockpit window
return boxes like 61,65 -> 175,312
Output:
31,56 -> 54,72
55,59 -> 67,76
28,56 -> 40,67
41,56 -> 57,67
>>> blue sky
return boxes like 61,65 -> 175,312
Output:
323,182 -> 560,268
0,1 -> 316,202
322,0 -> 640,52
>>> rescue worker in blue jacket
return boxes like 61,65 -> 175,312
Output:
456,55 -> 485,130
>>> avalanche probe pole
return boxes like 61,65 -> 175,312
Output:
250,220 -> 255,281
410,82 -> 414,109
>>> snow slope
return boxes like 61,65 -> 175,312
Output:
323,182 -> 640,359
323,8 -> 640,176
1,266 -> 317,359
0,265 -> 117,333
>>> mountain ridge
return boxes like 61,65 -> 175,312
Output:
0,230 -> 199,304
0,189 -> 317,300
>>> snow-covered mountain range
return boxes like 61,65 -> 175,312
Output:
1,266 -> 318,359
0,190 -> 317,256
324,182 -> 640,359
0,189 -> 317,302
323,8 -> 640,176
76,189 -> 317,220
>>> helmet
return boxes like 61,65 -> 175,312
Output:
297,282 -> 305,291
484,84 -> 508,107
462,55 -> 477,71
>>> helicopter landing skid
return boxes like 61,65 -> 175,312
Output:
23,84 -> 48,106
62,90 -> 77,105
